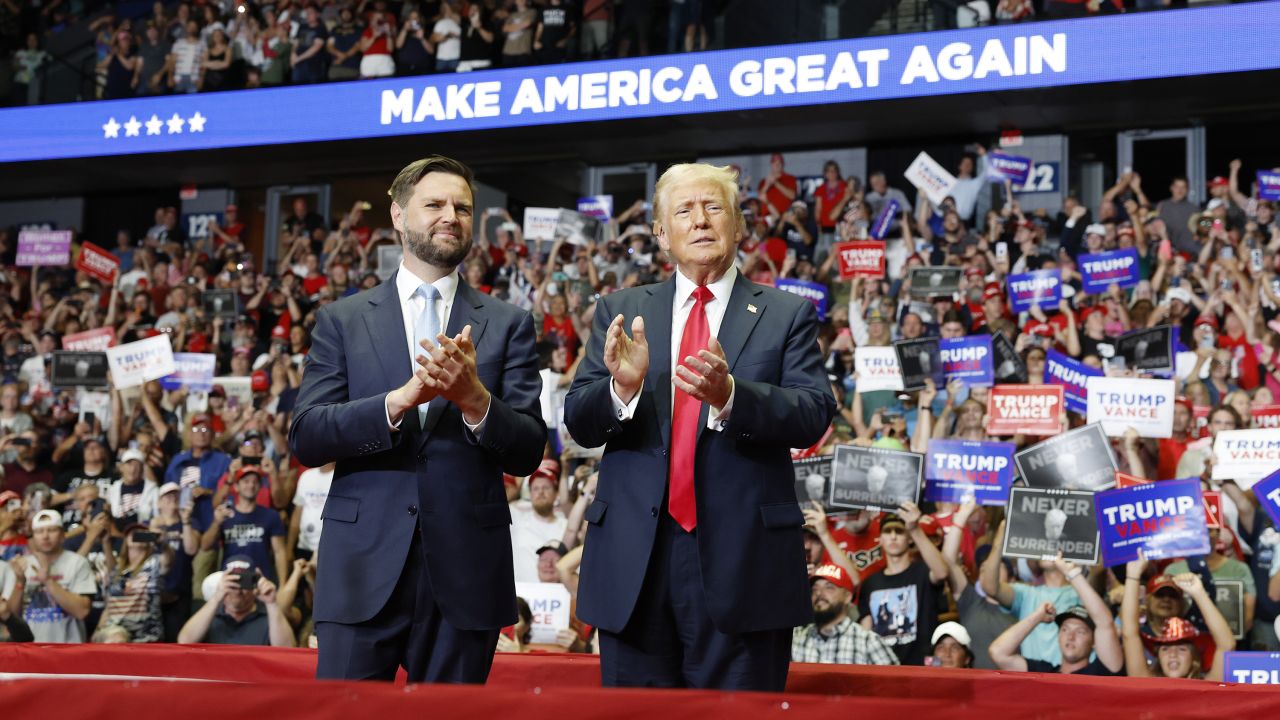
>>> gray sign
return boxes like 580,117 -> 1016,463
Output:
1002,486 -> 1100,564
829,444 -> 923,513
1015,423 -> 1117,492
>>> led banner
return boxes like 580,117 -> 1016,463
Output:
3,4 -> 1280,163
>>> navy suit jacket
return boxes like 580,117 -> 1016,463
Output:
289,274 -> 545,630
563,273 -> 836,635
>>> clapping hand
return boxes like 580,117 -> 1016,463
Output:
604,314 -> 648,404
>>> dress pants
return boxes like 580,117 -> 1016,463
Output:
599,510 -> 792,691
315,529 -> 499,683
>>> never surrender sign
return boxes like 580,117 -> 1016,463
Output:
1213,429 -> 1280,487
1003,487 -> 1099,564
1015,423 -> 1117,491
1045,348 -> 1102,415
1007,269 -> 1061,313
894,337 -> 943,391
834,241 -> 886,279
793,456 -> 838,513
1094,477 -> 1210,566
987,384 -> 1063,436
1086,376 -> 1175,438
1079,248 -> 1140,293
924,439 -> 1015,505
829,444 -> 923,513
940,334 -> 994,386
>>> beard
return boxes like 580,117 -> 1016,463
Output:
404,226 -> 471,270
812,602 -> 846,627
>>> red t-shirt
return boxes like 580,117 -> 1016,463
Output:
1156,436 -> 1192,481
1217,334 -> 1259,390
361,26 -> 392,56
543,315 -> 578,364
825,514 -> 886,590
758,173 -> 798,219
303,274 -> 329,296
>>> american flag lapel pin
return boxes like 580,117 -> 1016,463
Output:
747,304 -> 758,314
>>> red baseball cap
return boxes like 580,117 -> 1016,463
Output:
1207,176 -> 1228,188
271,324 -> 288,339
236,465 -> 265,481
529,459 -> 560,488
1194,314 -> 1219,331
983,282 -> 1004,302
809,564 -> 855,593
190,414 -> 213,427
1147,574 -> 1180,595
251,369 -> 270,393
0,490 -> 21,508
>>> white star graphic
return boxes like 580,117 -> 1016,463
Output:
166,113 -> 185,134
145,114 -> 163,135
123,116 -> 141,137
102,117 -> 121,139
188,112 -> 207,133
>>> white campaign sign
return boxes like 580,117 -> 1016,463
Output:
515,582 -> 572,645
1086,377 -> 1175,438
854,346 -> 904,393
105,335 -> 176,389
522,207 -> 561,241
1213,429 -> 1280,488
903,151 -> 958,206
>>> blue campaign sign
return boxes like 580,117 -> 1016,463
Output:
940,334 -> 994,386
1258,171 -> 1280,202
1017,161 -> 1060,194
1095,477 -> 1210,566
985,152 -> 1032,185
1252,468 -> 1280,530
1044,348 -> 1101,415
1007,269 -> 1061,313
1079,248 -> 1140,293
3,4 -> 1280,163
870,198 -> 900,240
776,279 -> 829,321
160,353 -> 217,392
1224,652 -> 1280,684
925,439 -> 1016,505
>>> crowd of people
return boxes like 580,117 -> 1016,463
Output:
2,0 -> 1238,106
0,144 -> 1277,684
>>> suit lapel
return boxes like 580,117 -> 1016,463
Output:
697,274 -> 765,442
363,271 -> 411,400
645,278 -> 675,450
420,279 -> 488,445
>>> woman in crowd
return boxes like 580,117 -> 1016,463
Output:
200,28 -> 234,92
1122,558 -> 1234,681
98,520 -> 174,643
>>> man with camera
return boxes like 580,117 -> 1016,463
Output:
177,554 -> 293,646
0,430 -> 51,497
200,465 -> 287,585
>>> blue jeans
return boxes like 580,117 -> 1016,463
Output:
174,73 -> 198,93
435,59 -> 459,73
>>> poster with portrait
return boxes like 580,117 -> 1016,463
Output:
1014,423 -> 1117,492
1002,487 -> 1100,564
50,351 -> 109,388
992,331 -> 1028,384
909,266 -> 961,299
893,337 -> 943,392
1117,325 -> 1174,373
793,456 -> 837,513
202,289 -> 239,319
829,444 -> 923,513
1215,581 -> 1246,640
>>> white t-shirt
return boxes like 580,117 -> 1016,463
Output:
538,369 -> 563,430
22,551 -> 98,643
509,502 -> 566,584
433,18 -> 462,61
293,466 -> 334,552
0,561 -> 15,603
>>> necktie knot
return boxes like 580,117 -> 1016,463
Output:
692,286 -> 713,305
417,283 -> 441,301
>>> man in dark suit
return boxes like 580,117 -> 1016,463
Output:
564,162 -> 836,691
289,155 -> 545,683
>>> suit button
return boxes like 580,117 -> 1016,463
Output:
650,507 -> 658,517
408,505 -> 418,516
417,454 -> 426,462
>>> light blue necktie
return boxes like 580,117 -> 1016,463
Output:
414,283 -> 441,426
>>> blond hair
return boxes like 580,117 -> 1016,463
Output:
652,163 -> 744,234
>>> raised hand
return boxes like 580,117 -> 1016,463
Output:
604,314 -> 648,404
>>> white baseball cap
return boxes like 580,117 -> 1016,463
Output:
31,509 -> 63,530
931,621 -> 972,649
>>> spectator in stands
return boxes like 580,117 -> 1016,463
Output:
772,200 -> 817,263
105,447 -> 158,531
11,509 -> 96,642
793,563 -> 899,666
1157,177 -> 1199,256
939,500 -> 1013,669
177,554 -> 294,646
396,9 -> 434,76
169,20 -> 203,93
2,430 -> 51,497
511,459 -> 567,583
501,0 -> 537,67
431,3 -> 463,72
260,22 -> 293,87
930,621 -> 975,668
758,153 -> 797,223
288,461 -> 333,564
1164,527 -> 1256,635
200,28 -> 233,92
864,170 -> 913,222
359,11 -> 396,79
995,0 -> 1035,23
327,6 -> 364,81
533,0 -> 574,64
165,413 -> 231,596
814,161 -> 854,258
97,522 -> 172,643
1122,560 -> 1234,681
989,552 -> 1123,675
98,28 -> 137,100
858,504 -> 948,665
200,464 -> 287,584
10,32 -> 48,106
579,0 -> 611,59
980,521 -> 1081,665
291,5 -> 329,84
0,491 -> 27,561
150,482 -> 198,641
457,3 -> 495,72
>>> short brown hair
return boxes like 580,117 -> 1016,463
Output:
387,155 -> 476,208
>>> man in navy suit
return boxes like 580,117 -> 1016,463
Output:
564,163 -> 836,691
289,155 -> 545,683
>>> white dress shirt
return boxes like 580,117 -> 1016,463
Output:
384,263 -> 487,433
609,265 -> 737,430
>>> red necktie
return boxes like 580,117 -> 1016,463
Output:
669,286 -> 712,532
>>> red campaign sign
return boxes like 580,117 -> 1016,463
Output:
75,241 -> 119,283
62,327 -> 116,352
1251,404 -> 1280,429
834,241 -> 885,280
1192,405 -> 1211,438
1115,472 -> 1151,489
1202,490 -> 1223,529
986,384 -> 1063,436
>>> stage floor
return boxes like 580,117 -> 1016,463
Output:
1,645 -> 1277,719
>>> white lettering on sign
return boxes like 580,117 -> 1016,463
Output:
1101,495 -> 1196,525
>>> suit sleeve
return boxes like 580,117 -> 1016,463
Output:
723,299 -> 836,450
288,305 -> 400,467
563,295 -> 626,450
467,310 -> 547,478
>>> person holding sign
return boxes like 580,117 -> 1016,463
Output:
980,521 -> 1084,666
563,162 -> 835,691
1121,557 -> 1235,681
989,553 -> 1123,676
289,156 -> 546,684
1162,527 -> 1257,637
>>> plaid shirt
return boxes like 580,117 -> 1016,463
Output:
792,616 -> 901,666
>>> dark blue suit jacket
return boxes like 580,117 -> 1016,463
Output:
563,274 -> 836,635
289,274 -> 545,630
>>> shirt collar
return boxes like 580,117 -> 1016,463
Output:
396,262 -> 459,306
812,614 -> 855,639
673,264 -> 737,309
